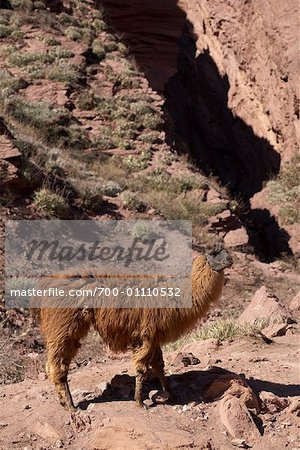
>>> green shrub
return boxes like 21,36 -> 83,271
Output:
123,151 -> 151,171
64,26 -> 83,41
75,183 -> 104,212
8,51 -> 54,67
50,46 -> 74,59
92,18 -> 106,32
92,39 -> 106,60
0,70 -> 27,98
121,192 -> 146,212
268,160 -> 300,225
46,62 -> 81,84
278,205 -> 300,225
6,98 -> 70,130
33,188 -> 67,217
0,25 -> 12,38
100,181 -> 123,197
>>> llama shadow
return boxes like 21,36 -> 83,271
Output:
77,367 -> 300,410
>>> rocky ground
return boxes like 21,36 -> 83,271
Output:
0,324 -> 299,450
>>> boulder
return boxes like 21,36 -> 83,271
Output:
224,228 -> 249,248
289,291 -> 300,312
22,82 -> 69,108
219,395 -> 261,441
260,323 -> 289,339
287,397 -> 300,416
259,391 -> 289,413
238,286 -> 291,324
204,374 -> 260,413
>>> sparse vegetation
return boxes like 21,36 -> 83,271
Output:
64,26 -> 83,42
0,25 -> 12,38
121,191 -> 146,212
46,62 -> 81,84
33,188 -> 68,217
267,158 -> 300,225
92,39 -> 106,60
165,318 -> 269,350
8,51 -> 54,67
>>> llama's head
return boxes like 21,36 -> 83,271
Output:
205,244 -> 233,272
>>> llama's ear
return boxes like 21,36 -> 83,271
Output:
206,242 -> 225,256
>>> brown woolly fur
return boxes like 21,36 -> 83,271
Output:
35,251 -> 232,410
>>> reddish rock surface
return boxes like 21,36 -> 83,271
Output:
219,395 -> 261,441
224,228 -> 249,248
238,286 -> 291,324
182,0 -> 299,162
289,291 -> 300,312
21,82 -> 69,108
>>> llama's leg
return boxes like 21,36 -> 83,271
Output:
46,340 -> 80,412
151,346 -> 169,392
132,341 -> 152,407
43,309 -> 93,411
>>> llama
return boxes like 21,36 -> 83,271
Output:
35,246 -> 232,411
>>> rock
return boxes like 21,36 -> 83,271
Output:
231,438 -> 250,448
224,228 -> 249,248
238,286 -> 291,324
261,323 -> 289,339
259,391 -> 289,413
22,82 -> 69,108
289,292 -> 300,312
181,353 -> 200,366
72,389 -> 94,402
149,390 -> 169,404
219,395 -> 261,441
287,397 -> 300,416
38,372 -> 46,381
204,374 -> 260,413
143,399 -> 154,409
31,422 -> 61,444
98,381 -> 109,394
206,187 -> 226,204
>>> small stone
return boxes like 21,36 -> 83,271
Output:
181,353 -> 200,366
143,399 -> 154,409
98,381 -> 109,393
87,404 -> 95,412
231,438 -> 251,448
38,372 -> 46,381
182,404 -> 191,412
149,390 -> 169,404
260,391 -> 289,413
287,397 -> 300,416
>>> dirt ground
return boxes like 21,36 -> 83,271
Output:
0,328 -> 299,450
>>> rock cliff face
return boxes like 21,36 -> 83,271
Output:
102,0 -> 298,197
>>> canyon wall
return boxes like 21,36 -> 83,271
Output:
102,0 -> 299,180
181,0 -> 299,163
